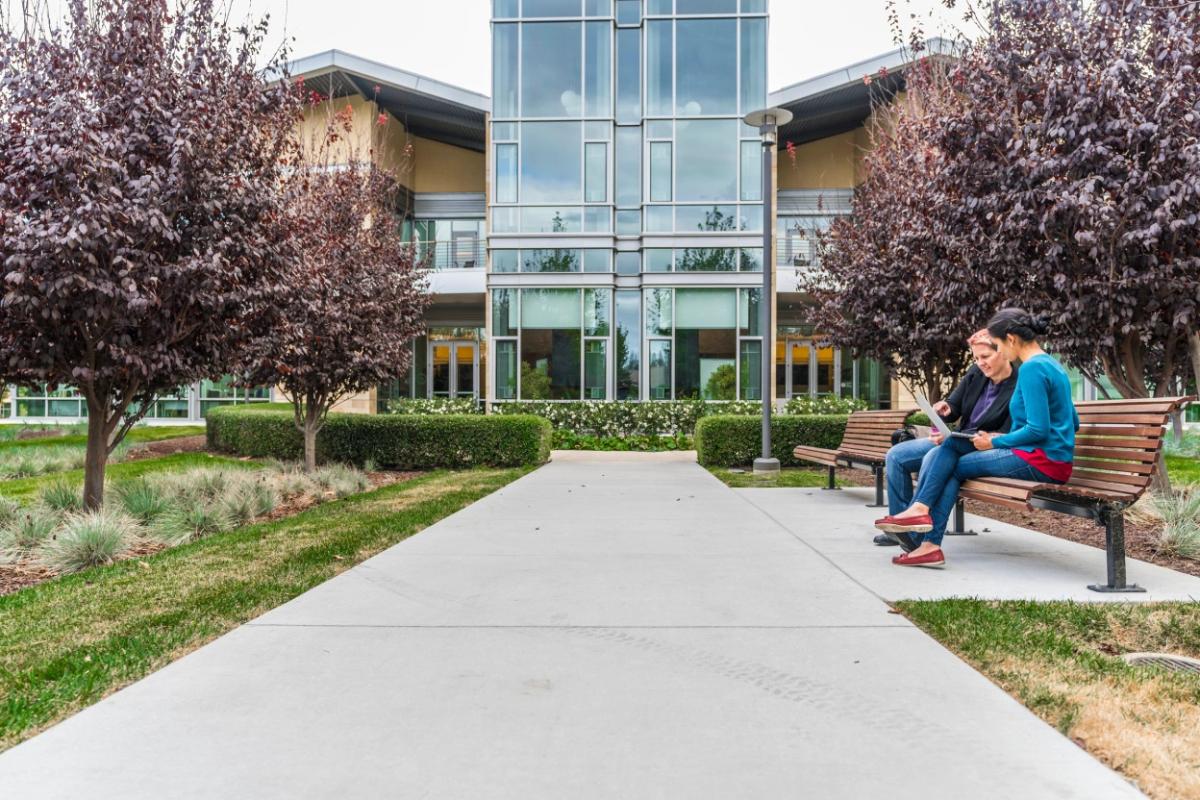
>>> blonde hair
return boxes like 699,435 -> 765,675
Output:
967,329 -> 997,350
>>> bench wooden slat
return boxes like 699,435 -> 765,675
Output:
959,490 -> 1031,512
1074,436 -> 1162,450
1069,469 -> 1149,488
1078,413 -> 1175,425
1073,458 -> 1156,475
1073,446 -> 1159,464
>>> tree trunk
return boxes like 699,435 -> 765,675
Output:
302,401 -> 324,472
83,401 -> 109,511
1189,330 -> 1200,397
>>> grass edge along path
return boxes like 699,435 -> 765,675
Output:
707,466 -> 845,489
0,466 -> 530,751
897,599 -> 1200,800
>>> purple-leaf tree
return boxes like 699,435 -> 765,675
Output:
0,0 -> 298,509
241,99 -> 430,471
806,61 -> 980,402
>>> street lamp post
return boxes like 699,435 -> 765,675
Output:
743,107 -> 793,475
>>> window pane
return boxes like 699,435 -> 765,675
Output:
645,205 -> 673,231
676,0 -> 736,11
617,0 -> 641,23
585,142 -> 607,202
739,287 -> 761,335
585,288 -> 612,335
584,206 -> 611,231
585,0 -> 613,14
740,140 -> 760,201
493,249 -> 519,274
676,327 -> 735,400
522,23 -> 582,117
522,248 -> 582,272
649,340 -> 672,400
645,288 -> 672,336
585,120 -> 611,139
496,143 -> 518,203
646,20 -> 672,116
494,0 -> 519,18
616,290 -> 641,400
522,288 -> 582,327
524,0 -> 582,17
493,24 -> 518,117
739,248 -> 763,272
616,251 -> 641,274
676,288 -> 736,328
645,248 -> 673,272
648,0 -> 672,13
650,141 -> 672,202
616,28 -> 641,123
521,329 -> 582,399
584,21 -> 611,116
676,120 -> 737,200
521,122 -> 582,202
646,119 -> 672,138
522,206 -> 582,232
585,340 -> 608,400
739,340 -> 762,401
740,0 -> 766,10
493,206 -> 519,232
676,20 -> 736,116
492,289 -> 518,335
583,249 -> 613,272
740,17 -> 766,114
677,246 -> 736,271
616,209 -> 641,234
676,204 -> 737,232
615,125 -> 641,206
495,341 -> 518,400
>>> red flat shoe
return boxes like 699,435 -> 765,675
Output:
873,514 -> 934,533
892,550 -> 945,568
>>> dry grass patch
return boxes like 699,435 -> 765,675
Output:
899,600 -> 1200,800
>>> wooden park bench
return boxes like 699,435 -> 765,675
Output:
793,408 -> 916,507
958,396 -> 1194,593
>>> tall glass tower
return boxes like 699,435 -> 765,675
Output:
489,0 -> 768,404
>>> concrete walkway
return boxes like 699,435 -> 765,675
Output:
0,452 -> 1146,798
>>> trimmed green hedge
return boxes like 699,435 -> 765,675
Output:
694,414 -> 849,467
207,407 -> 551,469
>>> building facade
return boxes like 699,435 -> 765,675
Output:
1,2 -> 1122,424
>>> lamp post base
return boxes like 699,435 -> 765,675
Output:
753,457 -> 781,475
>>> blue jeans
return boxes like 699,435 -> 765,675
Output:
912,443 -> 1060,546
885,438 -> 937,516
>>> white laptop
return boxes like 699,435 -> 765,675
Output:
915,393 -> 975,440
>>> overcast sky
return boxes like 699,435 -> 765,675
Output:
231,0 -> 967,95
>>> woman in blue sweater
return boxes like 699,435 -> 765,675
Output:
875,308 -> 1079,568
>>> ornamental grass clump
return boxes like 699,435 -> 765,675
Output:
0,507 -> 60,561
1152,491 -> 1200,560
114,478 -> 171,524
37,510 -> 137,573
152,500 -> 233,546
312,464 -> 369,498
38,478 -> 84,513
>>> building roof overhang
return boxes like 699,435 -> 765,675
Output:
767,37 -> 957,146
285,50 -> 490,153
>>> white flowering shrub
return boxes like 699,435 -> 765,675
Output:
783,396 -> 871,415
492,400 -> 770,436
383,398 -> 482,415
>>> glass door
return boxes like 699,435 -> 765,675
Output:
428,341 -> 478,401
775,338 -> 815,399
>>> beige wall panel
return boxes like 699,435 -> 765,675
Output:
296,95 -> 413,186
411,136 -> 486,193
776,130 -> 858,190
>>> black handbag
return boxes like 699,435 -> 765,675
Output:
890,426 -> 917,446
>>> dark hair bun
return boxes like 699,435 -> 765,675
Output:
1030,314 -> 1050,336
986,306 -> 1048,343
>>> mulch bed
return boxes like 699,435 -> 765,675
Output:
0,468 -> 422,597
125,435 -> 208,460
833,466 -> 1200,579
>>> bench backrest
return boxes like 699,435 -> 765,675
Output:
837,408 -> 915,458
1066,397 -> 1194,502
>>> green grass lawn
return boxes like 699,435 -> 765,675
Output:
707,466 -> 844,489
1167,454 -> 1200,486
0,425 -> 204,451
0,452 -> 253,503
0,466 -> 528,751
899,600 -> 1200,800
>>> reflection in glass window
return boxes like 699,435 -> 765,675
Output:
585,340 -> 608,400
676,120 -> 737,201
676,204 -> 737,232
740,340 -> 762,401
739,248 -> 763,272
522,23 -> 582,117
523,0 -> 582,18
493,24 -> 518,117
495,341 -> 518,400
650,142 -> 672,202
616,210 -> 641,234
584,206 -> 611,232
647,20 -> 672,116
615,126 -> 641,207
616,29 -> 641,122
677,247 -> 736,271
521,122 -> 582,202
585,289 -> 612,336
585,142 -> 607,202
740,17 -> 767,114
493,289 -> 518,335
521,206 -> 582,232
648,0 -> 672,13
674,289 -> 737,401
496,143 -> 517,203
739,287 -> 761,335
492,250 -> 519,274
645,288 -> 673,336
645,205 -> 673,231
616,0 -> 641,23
585,120 -> 612,140
616,290 -> 641,400
585,0 -> 613,14
494,0 -> 519,18
740,140 -> 761,201
522,249 -> 582,272
584,21 -> 611,116
583,249 -> 613,272
645,249 -> 673,272
520,289 -> 582,400
676,20 -> 736,116
616,251 -> 641,274
676,0 -> 736,11
649,340 -> 672,400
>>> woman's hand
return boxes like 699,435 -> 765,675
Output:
933,400 -> 952,417
929,430 -> 944,445
972,431 -> 996,451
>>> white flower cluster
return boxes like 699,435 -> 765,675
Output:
384,399 -> 482,416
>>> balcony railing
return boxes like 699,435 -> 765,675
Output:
776,237 -> 821,269
413,239 -> 486,270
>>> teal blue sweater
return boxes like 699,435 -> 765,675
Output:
991,354 -> 1079,462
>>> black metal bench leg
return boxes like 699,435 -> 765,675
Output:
945,499 -> 978,536
820,465 -> 841,491
865,466 -> 886,508
1088,508 -> 1145,593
